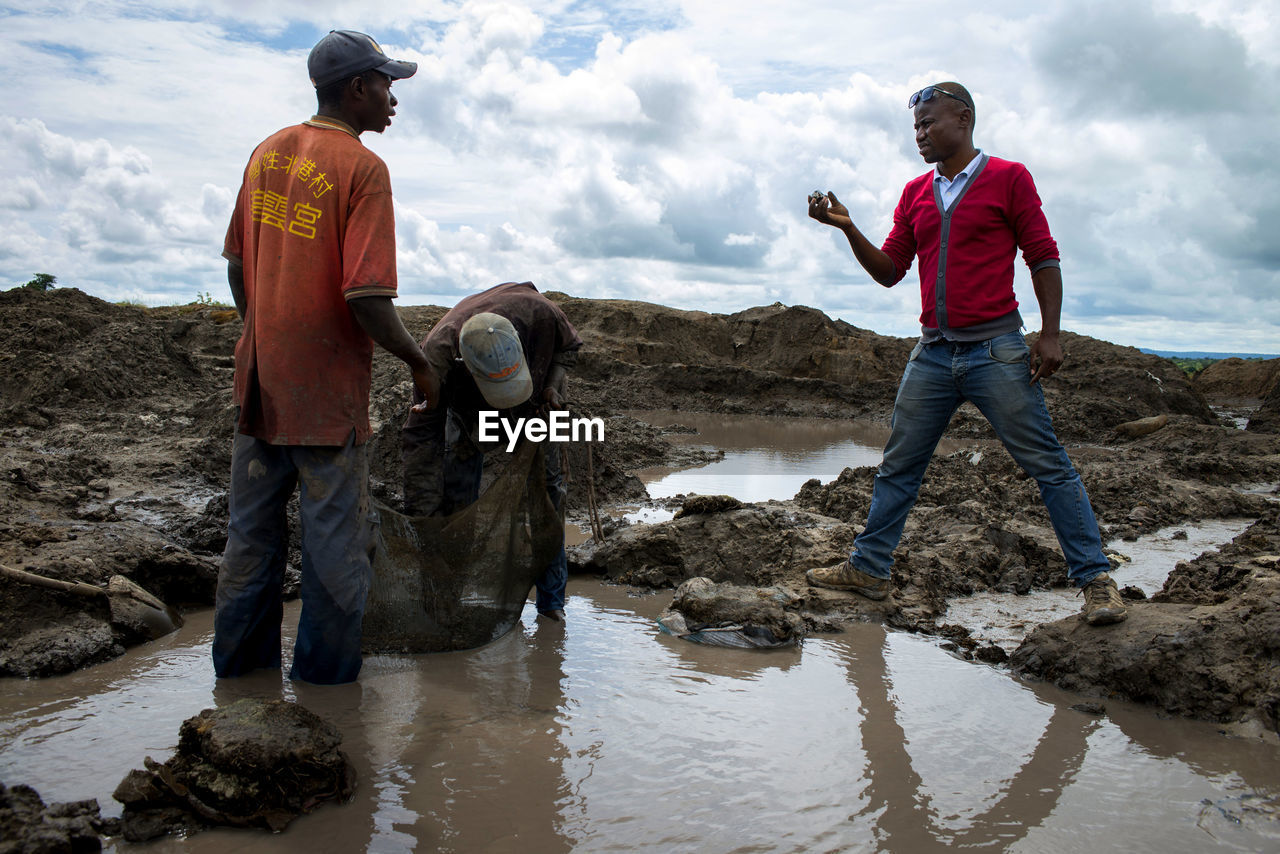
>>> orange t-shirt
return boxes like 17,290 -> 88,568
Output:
223,116 -> 398,446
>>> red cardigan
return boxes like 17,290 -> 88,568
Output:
880,155 -> 1059,335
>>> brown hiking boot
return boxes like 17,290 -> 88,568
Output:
1079,572 -> 1128,625
806,561 -> 890,601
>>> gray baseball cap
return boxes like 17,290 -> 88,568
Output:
459,313 -> 533,409
307,30 -> 417,89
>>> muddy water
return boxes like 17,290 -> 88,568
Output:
2,587 -> 1278,852
626,409 -> 899,504
945,518 -> 1258,653
3,413 -> 1279,851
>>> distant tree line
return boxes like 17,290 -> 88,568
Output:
1170,357 -> 1218,377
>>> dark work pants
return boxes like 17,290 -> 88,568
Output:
214,431 -> 373,685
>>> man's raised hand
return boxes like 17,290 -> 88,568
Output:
808,190 -> 852,230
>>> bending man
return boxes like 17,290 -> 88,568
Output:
402,281 -> 583,622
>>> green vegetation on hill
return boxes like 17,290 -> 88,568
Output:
1170,357 -> 1217,377
19,273 -> 57,292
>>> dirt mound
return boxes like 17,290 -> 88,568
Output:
0,781 -> 117,852
1248,380 -> 1280,434
1193,357 -> 1280,401
1142,421 -> 1280,483
1011,512 -> 1280,734
0,288 -> 214,421
793,442 -> 1273,544
555,295 -> 910,419
1154,509 -> 1280,606
1027,332 -> 1215,443
114,698 -> 355,840
570,499 -> 857,590
552,295 -> 1217,442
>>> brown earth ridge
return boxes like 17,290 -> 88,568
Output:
1,286 -> 1278,736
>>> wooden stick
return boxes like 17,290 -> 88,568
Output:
0,563 -> 106,599
585,444 -> 605,541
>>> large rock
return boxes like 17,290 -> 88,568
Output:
114,699 -> 356,841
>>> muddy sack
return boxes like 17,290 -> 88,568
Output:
657,577 -> 806,649
362,441 -> 564,653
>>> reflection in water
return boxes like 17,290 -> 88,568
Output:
845,632 -> 1095,852
1,588 -> 1278,852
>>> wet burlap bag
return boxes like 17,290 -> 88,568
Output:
362,441 -> 563,653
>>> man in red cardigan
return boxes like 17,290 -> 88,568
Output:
807,81 -> 1127,626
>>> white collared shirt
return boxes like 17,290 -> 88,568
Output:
935,149 -> 984,210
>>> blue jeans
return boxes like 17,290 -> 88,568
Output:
214,431 -> 373,684
850,332 -> 1110,587
403,407 -> 567,613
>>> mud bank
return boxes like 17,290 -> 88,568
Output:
1013,510 -> 1280,734
2,286 -> 1279,733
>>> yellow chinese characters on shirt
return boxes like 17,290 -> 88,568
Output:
247,148 -> 332,240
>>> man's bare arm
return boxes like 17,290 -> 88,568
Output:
227,261 -> 246,319
808,191 -> 897,286
1029,265 -> 1064,384
347,295 -> 439,408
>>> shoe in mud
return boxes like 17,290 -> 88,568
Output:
537,608 -> 566,622
1079,572 -> 1128,625
806,561 -> 890,601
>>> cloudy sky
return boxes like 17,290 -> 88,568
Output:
1,0 -> 1276,353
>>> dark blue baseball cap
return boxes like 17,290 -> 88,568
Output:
307,30 -> 417,88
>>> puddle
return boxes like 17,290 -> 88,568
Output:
5,412 -> 1276,851
1236,481 -> 1280,501
944,519 -> 1256,653
627,410 -> 894,504
596,411 -> 902,528
1,583 -> 1277,852
1210,403 -> 1258,431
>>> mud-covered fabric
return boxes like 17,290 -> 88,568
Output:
363,440 -> 563,652
214,430 -> 373,684
402,398 -> 570,614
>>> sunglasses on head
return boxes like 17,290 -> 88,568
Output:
908,86 -> 972,110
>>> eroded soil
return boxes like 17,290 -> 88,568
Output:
2,286 -> 1278,735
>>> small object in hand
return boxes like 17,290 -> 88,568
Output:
808,190 -> 827,205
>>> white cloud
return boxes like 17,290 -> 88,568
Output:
0,0 -> 1276,353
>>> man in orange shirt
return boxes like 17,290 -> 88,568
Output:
216,30 -> 434,684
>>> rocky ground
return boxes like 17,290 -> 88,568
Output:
1,286 -> 1278,738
